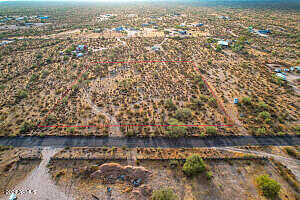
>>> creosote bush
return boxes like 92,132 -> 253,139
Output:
183,154 -> 206,176
151,188 -> 178,200
242,97 -> 251,105
256,174 -> 281,199
206,126 -> 217,135
259,111 -> 271,120
167,118 -> 187,137
175,108 -> 192,122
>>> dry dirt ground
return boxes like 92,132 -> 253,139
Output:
0,147 -> 41,198
46,147 -> 299,200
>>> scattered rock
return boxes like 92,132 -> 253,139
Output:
131,184 -> 153,200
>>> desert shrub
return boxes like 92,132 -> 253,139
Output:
35,52 -> 42,59
208,98 -> 217,107
66,127 -> 75,134
165,99 -> 177,111
271,74 -> 285,85
258,101 -> 268,110
19,121 -> 34,134
183,154 -> 206,176
256,127 -> 266,135
259,111 -> 271,120
206,126 -> 217,135
190,98 -> 204,109
285,147 -> 300,159
41,70 -> 50,78
175,108 -> 192,122
46,115 -> 56,125
151,188 -> 178,200
167,118 -> 187,137
216,44 -> 222,52
242,97 -> 251,105
206,171 -> 213,180
293,125 -> 300,131
29,73 -> 39,82
169,160 -> 179,168
256,174 -> 281,199
276,132 -> 286,136
0,145 -> 13,152
232,42 -> 244,52
17,90 -> 28,99
199,94 -> 209,102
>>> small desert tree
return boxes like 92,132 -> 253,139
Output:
183,154 -> 206,176
257,174 -> 281,199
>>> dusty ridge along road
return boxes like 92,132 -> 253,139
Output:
0,136 -> 299,148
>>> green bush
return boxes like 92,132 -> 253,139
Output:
183,154 -> 206,176
242,97 -> 251,105
165,99 -> 177,111
19,122 -> 34,134
257,127 -> 266,135
206,171 -> 213,180
257,175 -> 281,199
167,118 -> 187,137
259,111 -> 271,120
216,44 -> 222,52
175,108 -> 192,122
258,101 -> 268,110
151,188 -> 178,200
17,90 -> 28,99
206,126 -> 217,135
29,73 -> 39,82
208,98 -> 217,107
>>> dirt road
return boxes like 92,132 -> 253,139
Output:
0,136 -> 299,148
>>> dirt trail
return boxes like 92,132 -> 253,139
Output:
117,37 -> 127,46
1,148 -> 71,200
83,88 -> 122,136
219,147 -> 300,181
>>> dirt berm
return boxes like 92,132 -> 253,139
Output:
90,163 -> 152,181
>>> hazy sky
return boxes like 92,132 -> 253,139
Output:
0,0 -> 156,1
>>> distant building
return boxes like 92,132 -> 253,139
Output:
258,30 -> 271,34
219,16 -> 230,20
217,40 -> 229,46
234,98 -> 239,104
39,16 -> 49,20
194,23 -> 204,27
25,23 -> 34,26
9,193 -> 17,200
76,53 -> 84,58
276,73 -> 286,80
93,28 -> 102,33
76,45 -> 88,52
151,46 -> 160,51
178,30 -> 187,35
0,41 -> 13,46
114,27 -> 125,32
16,17 -> 24,21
